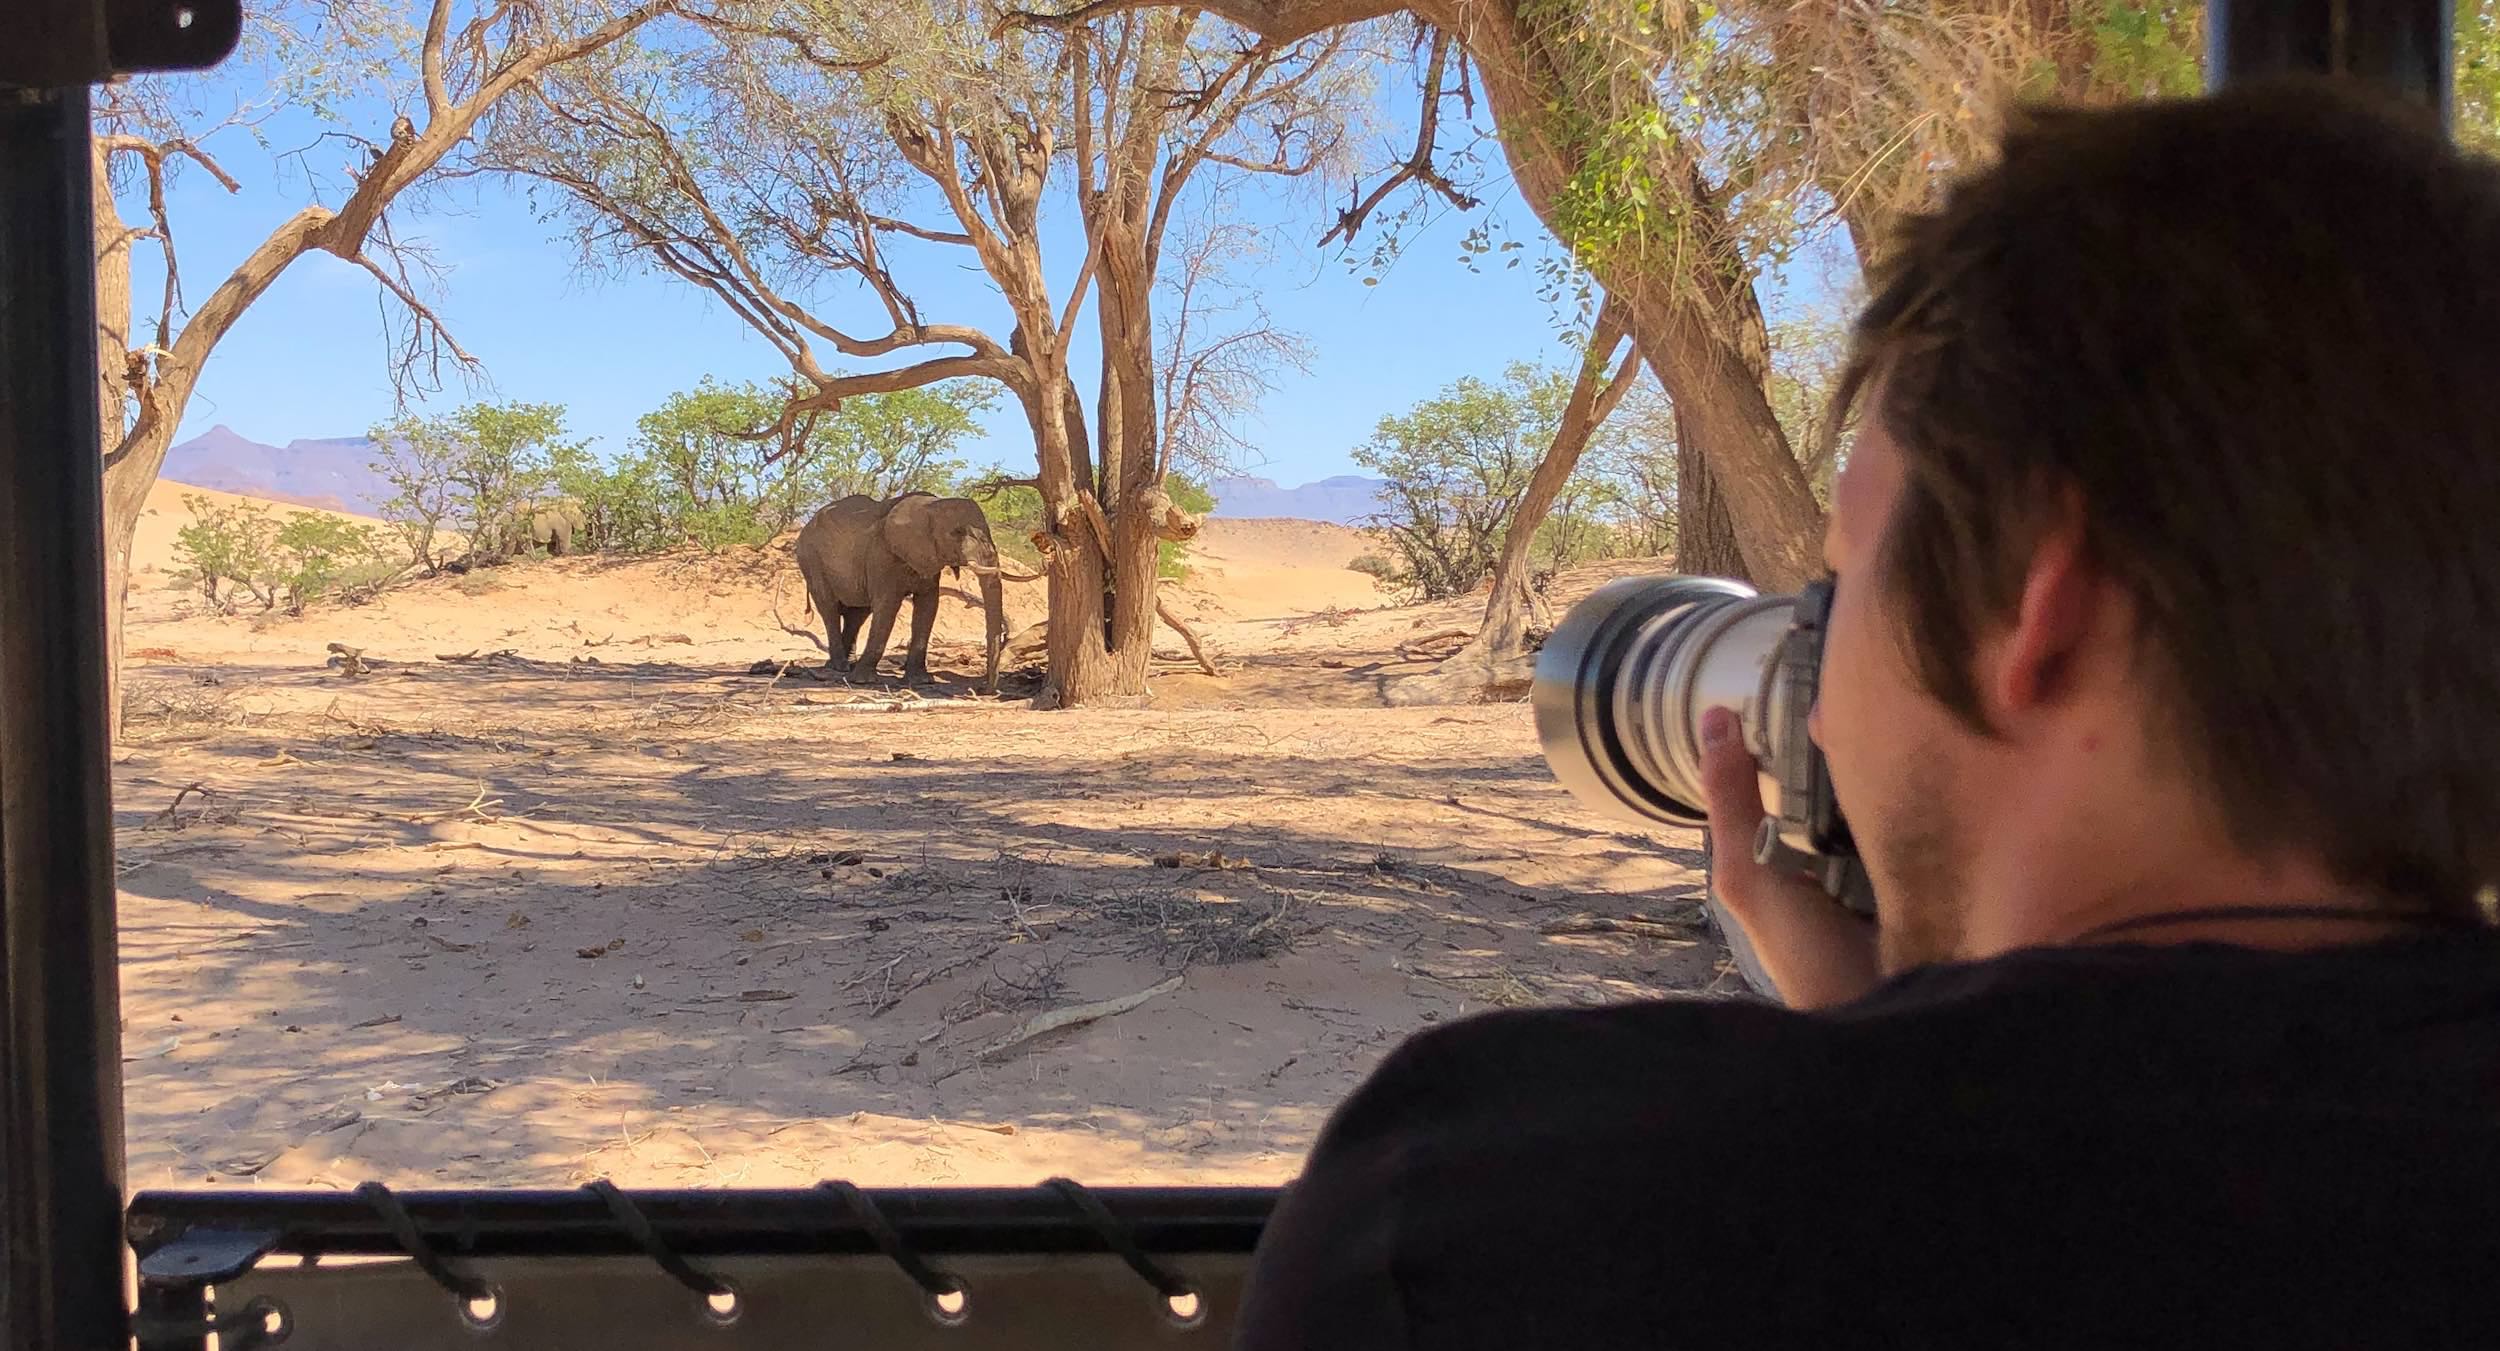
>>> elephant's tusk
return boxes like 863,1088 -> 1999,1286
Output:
967,563 -> 1045,584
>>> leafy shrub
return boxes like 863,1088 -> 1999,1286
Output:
274,511 -> 396,608
1353,369 -> 1546,600
1348,553 -> 1401,591
1160,473 -> 1216,580
610,379 -> 992,554
173,496 -> 280,609
174,497 -> 402,613
372,402 -> 577,568
326,559 -> 407,605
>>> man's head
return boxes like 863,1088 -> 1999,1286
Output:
1815,78 -> 2500,968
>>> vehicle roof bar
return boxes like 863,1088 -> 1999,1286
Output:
1,5 -> 240,1346
2210,0 -> 2454,125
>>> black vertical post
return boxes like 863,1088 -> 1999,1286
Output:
2210,0 -> 2454,127
0,83 -> 131,1350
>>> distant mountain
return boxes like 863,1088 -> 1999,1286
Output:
1207,473 -> 1388,525
163,426 -> 393,516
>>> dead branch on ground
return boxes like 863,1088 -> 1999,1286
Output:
1536,914 -> 1704,946
934,975 -> 1184,1081
1155,596 -> 1221,676
1396,628 -> 1474,662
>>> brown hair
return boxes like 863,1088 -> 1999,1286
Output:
1843,77 -> 2500,916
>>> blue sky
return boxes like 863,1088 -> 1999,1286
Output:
136,61 -> 1850,488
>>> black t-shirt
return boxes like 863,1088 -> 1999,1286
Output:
1236,932 -> 2500,1350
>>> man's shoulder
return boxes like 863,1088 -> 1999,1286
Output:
1240,995 -> 1916,1349
1305,995 -> 1851,1176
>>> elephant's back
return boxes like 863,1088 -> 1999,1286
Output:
796,495 -> 881,546
794,497 -> 886,599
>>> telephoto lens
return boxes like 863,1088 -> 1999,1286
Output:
1530,575 -> 1798,833
1531,574 -> 1868,1000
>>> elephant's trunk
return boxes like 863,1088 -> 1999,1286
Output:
978,568 -> 1006,694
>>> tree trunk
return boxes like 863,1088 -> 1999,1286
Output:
1387,301 -> 1642,705
1432,6 -> 1823,589
1675,404 -> 1748,580
1023,362 -> 1120,709
94,146 -> 133,741
1096,218 -> 1164,697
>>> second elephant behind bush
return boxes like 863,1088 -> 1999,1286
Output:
521,498 -> 587,556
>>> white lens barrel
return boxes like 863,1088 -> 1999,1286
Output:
1531,575 -> 1795,830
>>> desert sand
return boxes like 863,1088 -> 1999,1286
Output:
114,481 -> 1727,1191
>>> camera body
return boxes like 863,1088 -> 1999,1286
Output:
1532,574 -> 1876,931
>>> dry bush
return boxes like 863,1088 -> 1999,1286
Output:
1084,885 -> 1301,968
987,848 -> 1308,970
122,682 -> 242,739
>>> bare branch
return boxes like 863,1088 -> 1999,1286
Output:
863,214 -> 976,247
998,0 -> 1395,45
99,135 -> 243,193
964,474 -> 1043,500
1056,222 -> 1107,343
689,13 -> 890,74
351,224 -> 483,398
420,0 -> 455,117
1156,595 -> 1220,675
1319,30 -> 1477,249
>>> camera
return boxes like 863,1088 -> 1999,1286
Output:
1531,575 -> 1876,990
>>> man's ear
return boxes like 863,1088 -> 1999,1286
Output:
1982,505 -> 2097,726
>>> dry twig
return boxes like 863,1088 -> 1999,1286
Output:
935,975 -> 1184,1081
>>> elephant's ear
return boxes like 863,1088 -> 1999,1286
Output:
880,495 -> 948,577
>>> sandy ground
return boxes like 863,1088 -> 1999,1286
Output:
114,484 -> 1727,1190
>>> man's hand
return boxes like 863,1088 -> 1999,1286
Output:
1698,707 -> 1882,1008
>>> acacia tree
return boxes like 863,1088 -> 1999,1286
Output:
92,0 -> 678,735
1061,9 -> 1359,692
1010,1 -> 2210,590
1385,297 -> 1639,703
1011,0 -> 1829,587
492,2 -> 1357,704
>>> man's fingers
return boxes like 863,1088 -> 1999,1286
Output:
1698,706 -> 1763,833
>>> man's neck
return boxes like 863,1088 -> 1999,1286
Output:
1956,779 -> 2381,959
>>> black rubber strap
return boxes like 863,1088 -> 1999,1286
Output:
356,1182 -> 490,1301
584,1179 -> 732,1297
132,1297 -> 287,1349
816,1180 -> 965,1297
1042,1177 -> 1193,1299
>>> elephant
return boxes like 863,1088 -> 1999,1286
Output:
794,493 -> 1036,692
520,498 -> 587,557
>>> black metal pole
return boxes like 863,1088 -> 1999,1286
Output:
0,83 -> 132,1350
2210,0 -> 2455,127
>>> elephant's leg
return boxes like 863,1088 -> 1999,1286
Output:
806,579 -> 850,674
853,597 -> 903,680
902,583 -> 940,683
835,607 -> 869,672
